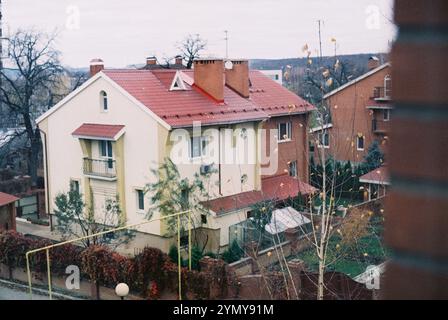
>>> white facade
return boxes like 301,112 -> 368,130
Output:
37,72 -> 262,250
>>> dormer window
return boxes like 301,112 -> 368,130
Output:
170,71 -> 186,91
100,91 -> 108,111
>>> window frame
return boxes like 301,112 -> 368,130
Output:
100,91 -> 108,112
189,136 -> 208,159
136,189 -> 145,212
288,160 -> 298,177
70,179 -> 80,194
277,122 -> 292,142
99,140 -> 114,169
357,135 -> 365,151
383,109 -> 390,121
384,75 -> 392,98
318,132 -> 330,148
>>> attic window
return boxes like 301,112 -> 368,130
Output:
100,91 -> 108,111
170,71 -> 186,91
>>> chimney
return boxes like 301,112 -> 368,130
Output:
368,56 -> 380,70
146,56 -> 157,66
193,59 -> 224,102
225,59 -> 249,98
90,59 -> 104,77
175,55 -> 183,66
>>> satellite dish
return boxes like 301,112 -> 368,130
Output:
224,60 -> 234,70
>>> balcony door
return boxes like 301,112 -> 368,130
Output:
100,140 -> 114,170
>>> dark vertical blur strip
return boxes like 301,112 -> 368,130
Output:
0,0 -> 3,115
384,0 -> 448,299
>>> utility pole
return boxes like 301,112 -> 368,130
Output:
224,30 -> 229,59
317,20 -> 323,66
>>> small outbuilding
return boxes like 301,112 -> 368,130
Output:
0,192 -> 19,231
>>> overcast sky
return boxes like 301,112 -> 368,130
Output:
3,0 -> 396,68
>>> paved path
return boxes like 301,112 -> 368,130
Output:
0,283 -> 49,300
16,220 -> 60,241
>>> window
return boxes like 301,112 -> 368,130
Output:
318,132 -> 330,148
70,180 -> 80,194
383,109 -> 390,121
190,136 -> 207,158
100,140 -> 113,157
136,189 -> 145,211
100,91 -> 108,111
100,140 -> 113,169
309,141 -> 315,153
357,135 -> 365,151
278,122 -> 292,141
201,214 -> 207,224
180,235 -> 189,247
384,75 -> 392,98
288,160 -> 298,177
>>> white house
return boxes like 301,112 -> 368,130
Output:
37,57 -> 316,253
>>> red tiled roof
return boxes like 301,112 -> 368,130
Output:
72,123 -> 125,140
103,69 -> 268,128
0,192 -> 19,206
249,71 -> 314,116
204,174 -> 317,215
102,69 -> 315,128
359,166 -> 390,185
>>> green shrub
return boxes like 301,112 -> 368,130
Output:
221,240 -> 243,263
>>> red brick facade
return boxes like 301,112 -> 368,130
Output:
262,113 -> 309,183
320,65 -> 392,163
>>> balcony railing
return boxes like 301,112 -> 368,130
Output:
373,86 -> 392,100
372,119 -> 389,134
83,158 -> 116,179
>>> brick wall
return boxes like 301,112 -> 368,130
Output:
262,114 -> 309,182
324,66 -> 391,163
384,0 -> 448,299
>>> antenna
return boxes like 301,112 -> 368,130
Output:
224,30 -> 229,59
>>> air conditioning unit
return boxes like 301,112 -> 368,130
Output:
200,164 -> 214,175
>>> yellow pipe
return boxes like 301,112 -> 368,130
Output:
188,210 -> 192,271
25,210 -> 190,300
26,252 -> 32,299
177,213 -> 182,300
46,249 -> 52,300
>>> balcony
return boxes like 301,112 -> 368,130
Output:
83,158 -> 116,180
373,87 -> 392,101
372,119 -> 389,134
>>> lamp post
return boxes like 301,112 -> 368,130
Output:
115,283 -> 129,300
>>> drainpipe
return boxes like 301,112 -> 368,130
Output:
38,126 -> 53,231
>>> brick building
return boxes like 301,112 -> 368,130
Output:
312,59 -> 392,164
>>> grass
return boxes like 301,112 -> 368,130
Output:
295,214 -> 387,278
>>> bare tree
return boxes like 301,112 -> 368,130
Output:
0,29 -> 63,185
54,184 -> 135,249
177,34 -> 207,69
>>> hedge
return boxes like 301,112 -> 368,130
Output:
0,231 -> 226,299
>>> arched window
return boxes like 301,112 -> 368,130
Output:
384,75 -> 392,98
100,91 -> 108,111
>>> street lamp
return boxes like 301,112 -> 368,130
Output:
115,283 -> 129,300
